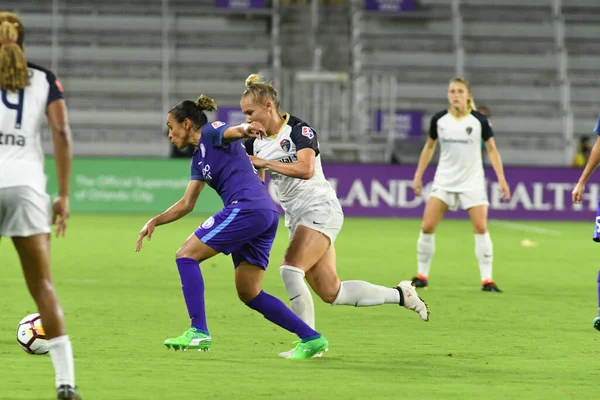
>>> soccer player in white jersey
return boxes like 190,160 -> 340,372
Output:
240,74 -> 429,357
410,78 -> 511,292
0,13 -> 80,400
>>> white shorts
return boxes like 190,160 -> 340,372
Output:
285,199 -> 344,243
0,186 -> 51,237
429,186 -> 489,211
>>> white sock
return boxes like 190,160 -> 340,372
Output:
475,232 -> 493,283
417,231 -> 435,278
48,335 -> 75,388
280,265 -> 315,329
332,280 -> 400,307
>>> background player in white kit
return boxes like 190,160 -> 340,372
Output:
241,74 -> 429,357
0,13 -> 80,400
410,78 -> 510,292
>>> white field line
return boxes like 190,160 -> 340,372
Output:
489,219 -> 563,237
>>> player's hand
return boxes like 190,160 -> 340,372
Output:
245,122 -> 267,139
572,182 -> 585,204
51,195 -> 69,238
136,218 -> 157,252
248,155 -> 268,169
499,179 -> 511,201
412,177 -> 423,197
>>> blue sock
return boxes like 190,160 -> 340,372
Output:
245,290 -> 319,340
176,258 -> 208,334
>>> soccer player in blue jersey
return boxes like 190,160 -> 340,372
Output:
135,94 -> 327,359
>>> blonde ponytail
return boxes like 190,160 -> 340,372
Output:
0,13 -> 29,91
195,94 -> 218,112
467,98 -> 477,111
245,74 -> 261,88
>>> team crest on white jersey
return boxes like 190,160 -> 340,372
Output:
280,139 -> 291,152
466,127 -> 473,135
211,121 -> 226,129
302,126 -> 314,139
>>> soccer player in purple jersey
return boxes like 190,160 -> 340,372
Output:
135,94 -> 328,359
572,116 -> 600,330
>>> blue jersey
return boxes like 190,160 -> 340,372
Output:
190,121 -> 277,211
594,115 -> 600,135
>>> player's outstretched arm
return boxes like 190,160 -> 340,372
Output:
485,138 -> 511,200
223,122 -> 266,142
136,180 -> 205,252
47,99 -> 73,237
249,148 -> 315,180
413,138 -> 437,197
573,136 -> 600,203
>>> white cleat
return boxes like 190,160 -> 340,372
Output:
397,280 -> 430,321
278,347 -> 327,358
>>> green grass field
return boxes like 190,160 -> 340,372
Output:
1,214 -> 599,399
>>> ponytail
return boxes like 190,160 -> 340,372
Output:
0,13 -> 29,91
169,94 -> 218,129
194,94 -> 217,112
467,98 -> 477,111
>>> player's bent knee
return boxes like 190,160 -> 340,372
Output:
175,245 -> 209,262
236,286 -> 261,303
175,247 -> 189,260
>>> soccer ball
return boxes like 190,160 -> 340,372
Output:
16,313 -> 49,355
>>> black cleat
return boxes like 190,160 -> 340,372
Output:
482,282 -> 502,292
57,385 -> 81,400
411,276 -> 428,289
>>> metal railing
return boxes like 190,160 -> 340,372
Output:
551,0 -> 574,165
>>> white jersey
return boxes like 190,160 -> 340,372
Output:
244,114 -> 338,215
0,62 -> 64,195
430,110 -> 493,192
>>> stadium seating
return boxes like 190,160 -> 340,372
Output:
9,0 -> 600,164
16,1 -> 273,156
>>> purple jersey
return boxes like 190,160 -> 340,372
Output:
190,121 -> 276,211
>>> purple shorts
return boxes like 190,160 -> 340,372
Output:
194,205 -> 279,268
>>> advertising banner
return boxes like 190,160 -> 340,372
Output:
46,158 -> 596,221
45,158 -> 223,214
373,110 -> 422,138
364,0 -> 416,12
266,164 -> 597,221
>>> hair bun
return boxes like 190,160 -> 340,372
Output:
194,94 -> 217,112
245,74 -> 261,88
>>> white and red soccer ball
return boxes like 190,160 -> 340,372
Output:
16,313 -> 48,355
